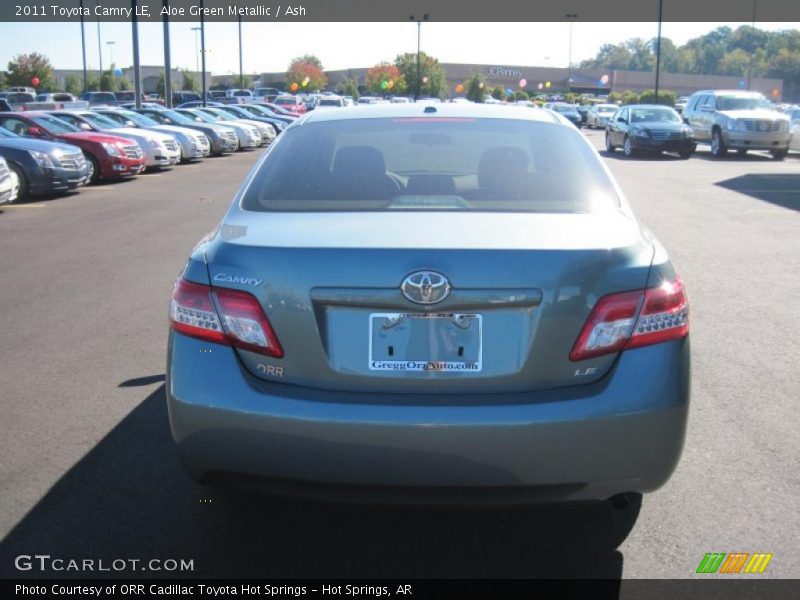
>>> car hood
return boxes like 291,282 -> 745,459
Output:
635,121 -> 687,131
59,131 -> 136,145
719,109 -> 789,121
146,124 -> 199,139
111,127 -> 173,142
0,137 -> 79,154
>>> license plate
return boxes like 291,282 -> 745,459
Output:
368,313 -> 482,372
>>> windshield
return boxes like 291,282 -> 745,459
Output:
201,109 -> 231,121
31,115 -> 80,134
180,110 -> 219,124
629,108 -> 681,123
118,111 -> 159,127
81,113 -> 123,129
597,105 -> 617,113
242,117 -> 618,214
90,93 -> 116,102
158,110 -> 195,125
552,105 -> 577,114
274,97 -> 297,105
716,95 -> 773,111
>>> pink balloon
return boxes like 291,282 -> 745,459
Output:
519,78 -> 527,88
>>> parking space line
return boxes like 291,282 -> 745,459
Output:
1,204 -> 46,208
82,186 -> 115,191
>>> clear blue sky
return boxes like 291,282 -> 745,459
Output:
1,21 -> 797,74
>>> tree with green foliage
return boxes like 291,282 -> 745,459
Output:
287,55 -> 327,91
637,89 -> 676,106
64,73 -> 81,95
100,67 -> 117,92
336,77 -> 360,100
365,63 -> 406,95
85,73 -> 100,92
0,71 -> 6,90
394,52 -> 447,99
490,86 -> 504,100
7,52 -> 56,90
464,73 -> 486,103
155,70 -> 171,98
117,77 -> 131,91
621,89 -> 640,105
181,69 -> 198,91
513,90 -> 529,101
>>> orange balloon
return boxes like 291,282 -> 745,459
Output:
290,82 -> 298,92
455,84 -> 464,93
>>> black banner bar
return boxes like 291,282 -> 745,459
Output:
3,579 -> 800,600
3,0 -> 800,22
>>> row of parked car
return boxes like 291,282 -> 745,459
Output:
0,101 -> 303,205
541,90 -> 799,160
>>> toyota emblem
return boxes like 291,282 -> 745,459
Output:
401,271 -> 451,305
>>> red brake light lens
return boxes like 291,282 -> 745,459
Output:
169,278 -> 283,358
570,277 -> 689,362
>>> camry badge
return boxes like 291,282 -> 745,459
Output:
401,271 -> 451,305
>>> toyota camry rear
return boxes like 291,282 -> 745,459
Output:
167,104 -> 690,504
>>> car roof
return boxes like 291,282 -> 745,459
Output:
625,104 -> 677,109
692,90 -> 765,96
299,102 -> 564,125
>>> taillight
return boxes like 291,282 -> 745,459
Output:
569,277 -> 688,362
169,278 -> 284,358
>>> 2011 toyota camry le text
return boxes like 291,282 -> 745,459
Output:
167,103 -> 690,505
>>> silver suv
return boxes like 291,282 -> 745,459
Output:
683,90 -> 791,159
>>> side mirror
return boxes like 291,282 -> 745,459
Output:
618,117 -> 627,124
79,122 -> 92,131
683,117 -> 690,125
27,125 -> 46,137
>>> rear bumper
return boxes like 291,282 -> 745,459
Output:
167,332 -> 690,504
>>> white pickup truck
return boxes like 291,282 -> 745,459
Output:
4,91 -> 89,112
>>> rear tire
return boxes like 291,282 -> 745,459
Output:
771,149 -> 788,161
711,129 -> 728,158
9,163 -> 29,202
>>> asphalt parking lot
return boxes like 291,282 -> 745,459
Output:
0,133 -> 798,579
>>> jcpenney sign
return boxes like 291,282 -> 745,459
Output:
487,66 -> 523,78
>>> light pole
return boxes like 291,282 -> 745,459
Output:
409,14 -> 429,102
746,0 -> 757,91
79,0 -> 88,92
238,15 -> 244,89
654,0 -> 663,103
106,40 -> 115,67
199,0 -> 207,106
566,13 -> 578,93
95,1 -> 103,79
191,26 -> 201,84
566,13 -> 577,69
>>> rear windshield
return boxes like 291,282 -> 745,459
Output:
242,117 -> 618,213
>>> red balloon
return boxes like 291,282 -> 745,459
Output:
31,77 -> 40,87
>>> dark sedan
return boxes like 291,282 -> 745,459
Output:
546,103 -> 583,128
605,105 -> 696,159
0,127 -> 88,200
